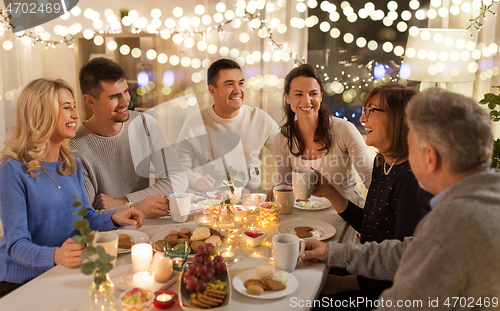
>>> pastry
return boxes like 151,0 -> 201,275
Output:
180,227 -> 191,235
190,227 -> 211,241
209,228 -> 226,241
204,235 -> 221,246
246,285 -> 264,295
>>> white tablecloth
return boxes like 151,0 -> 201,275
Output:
0,205 -> 350,311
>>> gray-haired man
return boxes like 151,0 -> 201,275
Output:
301,88 -> 500,310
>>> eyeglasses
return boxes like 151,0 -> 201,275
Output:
362,106 -> 387,118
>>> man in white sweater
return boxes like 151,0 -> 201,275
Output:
176,58 -> 279,191
300,88 -> 500,310
70,58 -> 188,218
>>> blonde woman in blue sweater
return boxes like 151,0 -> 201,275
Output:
0,78 -> 145,298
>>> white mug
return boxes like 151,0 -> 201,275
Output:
292,168 -> 315,200
169,192 -> 191,222
272,234 -> 305,272
273,185 -> 295,215
94,232 -> 119,268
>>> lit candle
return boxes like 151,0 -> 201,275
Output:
221,251 -> 234,261
172,257 -> 184,270
154,290 -> 178,309
156,294 -> 172,302
131,243 -> 153,272
133,271 -> 154,289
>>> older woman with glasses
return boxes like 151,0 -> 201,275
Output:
313,84 -> 432,310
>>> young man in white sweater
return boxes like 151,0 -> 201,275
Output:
70,58 -> 188,218
176,58 -> 279,191
300,88 -> 500,310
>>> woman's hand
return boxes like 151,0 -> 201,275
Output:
311,168 -> 349,213
54,238 -> 84,268
111,207 -> 145,229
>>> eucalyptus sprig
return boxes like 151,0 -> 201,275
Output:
71,196 -> 115,286
479,86 -> 500,169
204,159 -> 260,204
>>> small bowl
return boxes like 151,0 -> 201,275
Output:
119,288 -> 154,311
153,290 -> 178,309
241,230 -> 267,247
233,205 -> 248,218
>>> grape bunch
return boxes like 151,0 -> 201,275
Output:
182,243 -> 227,294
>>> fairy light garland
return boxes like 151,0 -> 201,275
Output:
467,0 -> 499,37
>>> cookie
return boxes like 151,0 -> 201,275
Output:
209,228 -> 226,241
178,233 -> 190,239
296,230 -> 313,238
118,234 -> 131,249
247,285 -> 264,295
190,241 -> 206,254
155,240 -> 165,251
180,227 -> 191,235
294,226 -> 313,238
164,233 -> 178,241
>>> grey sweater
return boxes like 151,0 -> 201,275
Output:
328,171 -> 500,310
70,111 -> 188,208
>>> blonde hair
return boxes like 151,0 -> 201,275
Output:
0,78 -> 77,177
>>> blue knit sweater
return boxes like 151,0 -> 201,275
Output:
0,158 -> 117,283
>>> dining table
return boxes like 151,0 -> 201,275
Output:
0,193 -> 353,311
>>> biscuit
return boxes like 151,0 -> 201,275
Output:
294,226 -> 313,232
190,241 -> 206,254
201,294 -> 223,304
205,289 -> 226,298
154,240 -> 165,251
244,279 -> 286,291
190,299 -> 212,308
296,230 -> 313,238
246,285 -> 264,295
118,234 -> 131,249
183,301 -> 198,308
294,226 -> 313,238
178,233 -> 190,239
164,233 -> 178,241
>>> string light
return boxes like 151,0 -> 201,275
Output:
466,0 -> 499,37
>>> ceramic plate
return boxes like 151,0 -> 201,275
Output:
232,269 -> 298,299
294,196 -> 331,211
150,225 -> 227,255
114,230 -> 150,254
112,264 -> 180,292
277,219 -> 336,241
179,262 -> 231,310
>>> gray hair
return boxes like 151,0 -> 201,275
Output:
406,87 -> 492,174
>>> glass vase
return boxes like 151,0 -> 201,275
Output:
89,272 -> 116,311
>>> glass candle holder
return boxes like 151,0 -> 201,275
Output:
217,204 -> 235,233
194,209 -> 214,227
153,290 -> 178,309
164,240 -> 189,271
243,194 -> 264,211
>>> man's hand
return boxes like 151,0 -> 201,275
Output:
132,196 -> 170,218
300,239 -> 329,265
54,238 -> 84,268
195,175 -> 216,192
93,193 -> 128,210
111,207 -> 145,228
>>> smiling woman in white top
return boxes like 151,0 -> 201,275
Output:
272,64 -> 372,206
